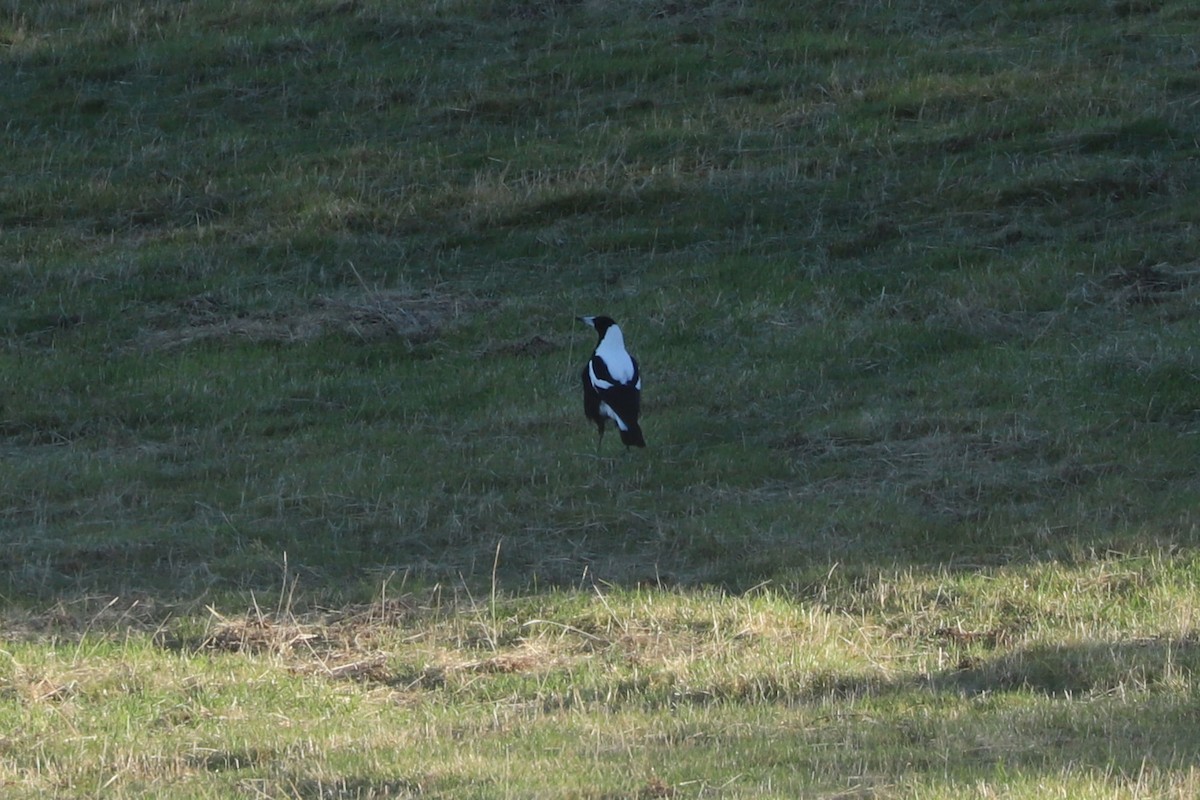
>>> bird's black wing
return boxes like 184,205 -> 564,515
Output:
599,382 -> 640,425
590,355 -> 640,429
581,364 -> 603,428
588,354 -> 618,386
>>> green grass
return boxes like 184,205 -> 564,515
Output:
3,0 -> 1200,795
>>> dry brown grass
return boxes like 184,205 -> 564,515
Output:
137,289 -> 484,351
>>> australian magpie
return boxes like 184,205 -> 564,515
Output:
578,315 -> 645,449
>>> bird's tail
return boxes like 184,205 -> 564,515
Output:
619,423 -> 646,448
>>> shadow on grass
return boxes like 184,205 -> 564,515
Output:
844,637 -> 1200,784
609,637 -> 1200,792
179,636 -> 1200,797
2,484 -> 1197,620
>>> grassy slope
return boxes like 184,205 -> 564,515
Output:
2,0 -> 1200,796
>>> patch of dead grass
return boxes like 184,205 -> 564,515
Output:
1066,262 -> 1200,309
138,289 -> 484,351
0,594 -> 168,643
482,333 -> 561,358
1101,263 -> 1199,306
180,592 -> 570,692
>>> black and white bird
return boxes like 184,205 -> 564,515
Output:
577,315 -> 645,449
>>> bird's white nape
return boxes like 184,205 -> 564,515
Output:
595,325 -> 635,383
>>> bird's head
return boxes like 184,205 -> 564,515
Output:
577,315 -> 617,336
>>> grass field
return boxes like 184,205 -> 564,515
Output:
3,0 -> 1200,796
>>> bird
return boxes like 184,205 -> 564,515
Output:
577,315 -> 645,450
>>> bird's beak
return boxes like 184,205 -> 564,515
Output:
577,315 -> 595,327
